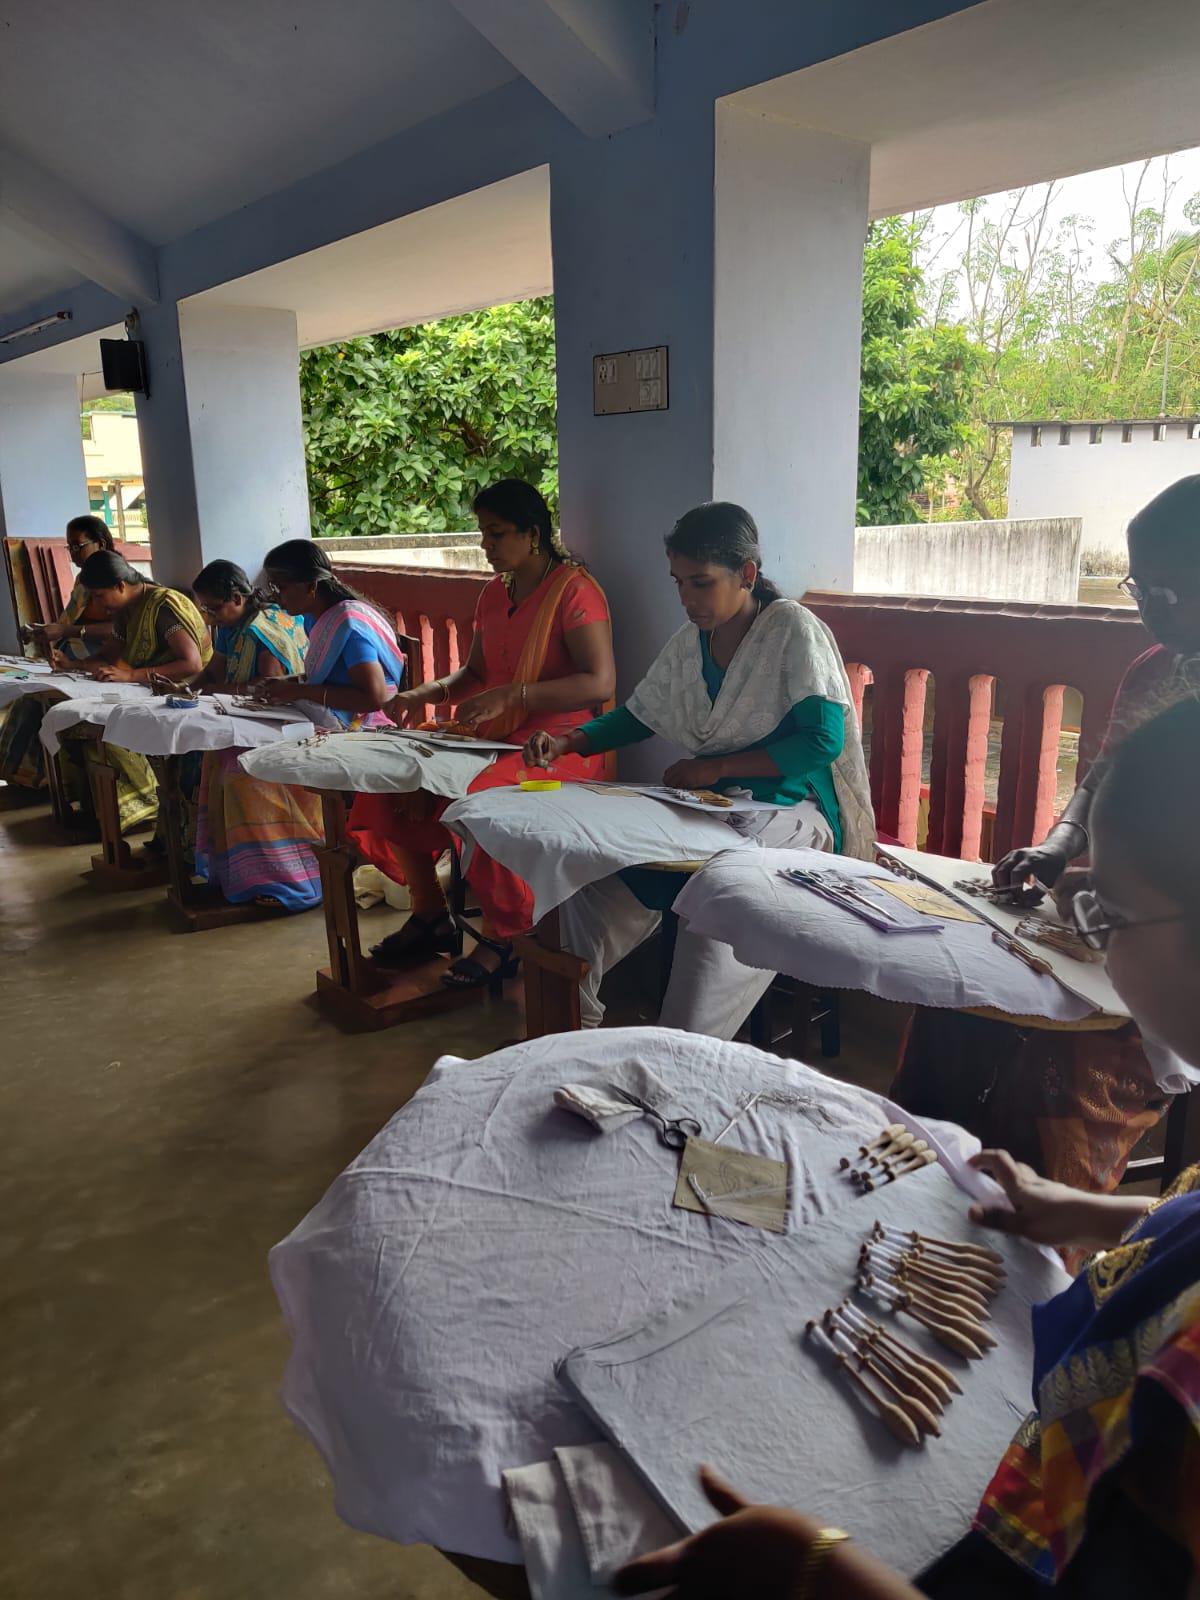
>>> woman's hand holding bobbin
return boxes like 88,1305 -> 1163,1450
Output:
523,730 -> 571,768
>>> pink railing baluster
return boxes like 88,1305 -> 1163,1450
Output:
896,668 -> 930,848
959,674 -> 995,862
1032,685 -> 1066,846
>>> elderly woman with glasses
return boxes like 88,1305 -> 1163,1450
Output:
893,476 -> 1200,1196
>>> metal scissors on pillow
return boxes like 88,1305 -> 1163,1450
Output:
608,1086 -> 701,1149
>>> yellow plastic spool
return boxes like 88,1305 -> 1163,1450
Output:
519,778 -> 561,791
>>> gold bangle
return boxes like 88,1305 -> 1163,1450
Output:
796,1528 -> 850,1600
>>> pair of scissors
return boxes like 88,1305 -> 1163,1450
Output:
608,1086 -> 701,1149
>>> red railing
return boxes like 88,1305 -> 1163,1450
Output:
804,591 -> 1145,860
333,564 -> 487,714
337,564 -> 1148,864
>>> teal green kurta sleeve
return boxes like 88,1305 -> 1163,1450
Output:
577,704 -> 654,753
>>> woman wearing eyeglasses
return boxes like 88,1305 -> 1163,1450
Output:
894,476 -> 1200,1194
616,696 -> 1200,1600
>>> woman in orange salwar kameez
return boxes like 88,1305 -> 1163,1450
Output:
348,480 -> 616,989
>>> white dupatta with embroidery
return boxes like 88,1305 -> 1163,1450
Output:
626,598 -> 876,859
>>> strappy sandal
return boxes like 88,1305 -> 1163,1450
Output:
440,932 -> 519,994
369,912 -> 456,968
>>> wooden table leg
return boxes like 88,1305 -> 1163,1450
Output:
83,735 -> 168,891
513,909 -> 589,1039
316,790 -> 374,993
45,748 -> 75,830
160,755 -> 195,909
310,787 -> 481,1031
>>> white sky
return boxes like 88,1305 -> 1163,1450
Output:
914,146 -> 1200,295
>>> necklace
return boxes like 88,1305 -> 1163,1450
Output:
508,552 -> 554,606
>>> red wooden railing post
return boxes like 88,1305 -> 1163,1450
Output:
959,674 -> 995,862
896,667 -> 930,849
1032,685 -> 1066,845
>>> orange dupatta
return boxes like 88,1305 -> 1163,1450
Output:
478,564 -> 608,739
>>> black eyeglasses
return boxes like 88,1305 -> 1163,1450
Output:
1071,887 -> 1184,951
1118,575 -> 1179,606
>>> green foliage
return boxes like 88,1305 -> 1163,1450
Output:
300,298 -> 558,536
926,177 -> 1200,516
857,219 -> 982,525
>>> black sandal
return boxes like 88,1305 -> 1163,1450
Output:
369,912 -> 456,968
441,933 -> 519,994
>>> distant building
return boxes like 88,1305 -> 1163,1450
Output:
81,410 -> 147,540
999,417 -> 1200,560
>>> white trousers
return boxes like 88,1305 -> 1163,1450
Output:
558,801 -> 833,1041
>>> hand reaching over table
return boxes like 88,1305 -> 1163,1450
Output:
523,730 -> 573,768
614,1466 -> 918,1599
968,1148 -> 1151,1250
249,674 -> 306,705
662,756 -> 727,791
456,683 -> 520,732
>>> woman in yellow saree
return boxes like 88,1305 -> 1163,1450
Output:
63,551 -> 211,833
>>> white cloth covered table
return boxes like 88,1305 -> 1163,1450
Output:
38,685 -> 155,752
442,786 -> 779,922
96,696 -> 313,757
268,1028 -> 1047,1566
237,729 -> 494,798
673,846 -> 1102,1024
559,1163 -> 1066,1582
0,670 -> 147,712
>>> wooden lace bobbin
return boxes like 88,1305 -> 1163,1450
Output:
864,1131 -> 919,1171
905,1228 -> 1005,1267
881,1148 -> 936,1182
837,1301 -> 953,1409
824,1315 -> 941,1438
830,1305 -> 946,1418
805,1321 -> 922,1448
864,1251 -> 989,1328
873,1252 -> 991,1321
875,1269 -> 997,1349
861,1274 -> 985,1359
847,1305 -> 964,1398
865,1243 -> 993,1316
839,1122 -> 907,1171
876,1225 -> 1006,1285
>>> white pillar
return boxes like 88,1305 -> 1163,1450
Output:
714,106 -> 869,596
0,370 -> 89,650
552,101 -> 718,700
134,302 -> 311,590
553,100 -> 870,713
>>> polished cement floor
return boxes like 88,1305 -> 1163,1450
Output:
0,796 -> 529,1600
0,795 -> 907,1599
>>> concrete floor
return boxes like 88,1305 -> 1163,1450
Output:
0,796 -> 910,1599
0,797 -> 525,1600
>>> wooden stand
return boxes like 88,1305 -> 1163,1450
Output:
85,755 -> 167,891
514,909 -> 589,1037
311,789 -> 480,1031
158,754 -> 297,932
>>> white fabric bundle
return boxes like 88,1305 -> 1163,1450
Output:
503,1442 -> 677,1600
625,600 -> 875,858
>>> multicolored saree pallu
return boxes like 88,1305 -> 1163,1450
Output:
975,1165 -> 1200,1586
